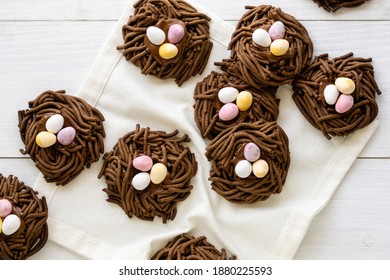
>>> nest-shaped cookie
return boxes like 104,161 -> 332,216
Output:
194,71 -> 279,140
98,124 -> 197,223
313,0 -> 368,12
151,233 -> 236,260
0,174 -> 48,260
117,0 -> 213,86
206,121 -> 290,204
215,5 -> 313,87
292,52 -> 381,139
18,90 -> 106,186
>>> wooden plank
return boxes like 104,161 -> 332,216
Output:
0,0 -> 388,21
0,21 -> 388,157
295,159 -> 390,259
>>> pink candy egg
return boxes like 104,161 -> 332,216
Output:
168,24 -> 185,44
244,143 -> 261,162
268,21 -> 285,40
57,127 -> 76,146
0,199 -> 12,217
219,103 -> 239,121
133,155 -> 153,172
335,94 -> 354,114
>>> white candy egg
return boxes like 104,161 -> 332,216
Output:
235,160 -> 252,179
132,172 -> 151,191
45,114 -> 64,134
218,87 -> 239,103
2,214 -> 21,236
252,28 -> 272,47
146,26 -> 166,46
323,84 -> 340,105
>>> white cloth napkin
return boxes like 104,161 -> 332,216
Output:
32,0 -> 379,260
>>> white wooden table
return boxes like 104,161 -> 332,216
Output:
0,0 -> 389,259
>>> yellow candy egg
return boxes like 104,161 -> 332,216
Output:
159,43 -> 178,60
270,39 -> 289,56
36,131 -> 56,148
252,159 -> 269,178
150,163 -> 168,184
335,77 -> 355,95
236,91 -> 253,111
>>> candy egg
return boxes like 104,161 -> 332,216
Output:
132,172 -> 151,191
335,94 -> 354,114
252,28 -> 272,47
0,218 -> 2,234
2,214 -> 21,236
236,91 -> 253,111
159,43 -> 178,60
219,103 -> 239,121
150,163 -> 168,184
235,160 -> 252,179
270,39 -> 289,56
146,26 -> 166,45
252,159 -> 269,178
133,155 -> 153,172
268,21 -> 286,40
45,114 -> 64,134
0,199 -> 12,217
36,131 -> 56,148
218,87 -> 239,104
335,77 -> 355,94
323,84 -> 340,105
57,127 -> 76,146
244,143 -> 261,162
168,24 -> 185,44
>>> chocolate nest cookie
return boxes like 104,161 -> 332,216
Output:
98,124 -> 197,223
117,0 -> 213,86
313,0 -> 368,12
215,5 -> 313,87
18,90 -> 106,186
151,233 -> 236,260
0,174 -> 48,260
206,121 -> 290,204
292,52 -> 381,139
194,71 -> 279,140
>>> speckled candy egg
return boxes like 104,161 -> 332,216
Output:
146,26 -> 166,45
252,28 -> 272,47
324,84 -> 340,105
219,103 -> 239,121
335,77 -> 355,95
0,199 -> 13,217
159,43 -> 178,60
150,163 -> 168,184
2,214 -> 21,236
168,24 -> 185,44
268,21 -> 285,40
36,131 -> 56,148
270,39 -> 289,56
252,159 -> 269,178
133,155 -> 153,172
335,94 -> 354,114
244,143 -> 261,162
57,127 -> 76,146
45,114 -> 64,134
132,172 -> 151,191
218,87 -> 239,104
235,160 -> 252,179
236,91 -> 253,111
